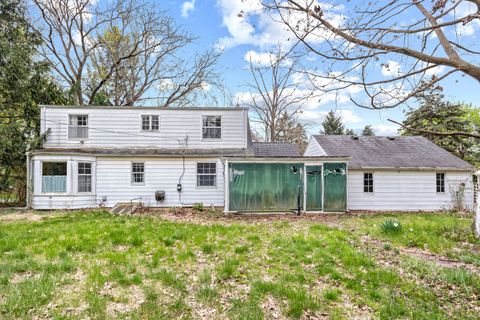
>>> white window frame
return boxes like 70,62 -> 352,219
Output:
68,114 -> 89,139
202,115 -> 222,140
141,115 -> 159,131
436,172 -> 445,193
131,162 -> 145,185
196,162 -> 217,187
363,172 -> 374,193
41,161 -> 68,194
77,162 -> 92,193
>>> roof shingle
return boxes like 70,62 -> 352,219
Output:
252,142 -> 300,157
312,135 -> 473,170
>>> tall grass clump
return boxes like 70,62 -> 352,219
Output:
380,220 -> 403,235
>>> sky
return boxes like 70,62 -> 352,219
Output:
114,1 -> 480,136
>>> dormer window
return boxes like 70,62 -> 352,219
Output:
141,115 -> 159,131
202,116 -> 221,139
68,115 -> 88,139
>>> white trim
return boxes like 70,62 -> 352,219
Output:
224,159 -> 229,213
131,161 -> 146,186
195,161 -> 218,188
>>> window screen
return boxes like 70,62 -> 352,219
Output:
68,115 -> 88,139
197,163 -> 216,186
364,173 -> 373,193
141,115 -> 159,131
78,163 -> 92,193
436,173 -> 445,193
42,162 -> 67,193
202,116 -> 221,139
132,163 -> 145,184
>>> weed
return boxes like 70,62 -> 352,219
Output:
380,220 -> 403,235
192,202 -> 204,212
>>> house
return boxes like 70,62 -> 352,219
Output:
27,105 -> 474,212
27,105 -> 349,212
304,135 -> 475,211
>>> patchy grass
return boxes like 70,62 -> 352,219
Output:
349,212 -> 480,265
0,210 -> 479,319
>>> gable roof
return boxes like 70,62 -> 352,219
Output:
311,135 -> 473,170
252,142 -> 301,157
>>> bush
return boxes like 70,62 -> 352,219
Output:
380,220 -> 403,235
192,202 -> 204,212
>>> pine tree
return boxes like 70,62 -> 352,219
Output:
362,125 -> 375,136
321,110 -> 345,135
275,112 -> 308,152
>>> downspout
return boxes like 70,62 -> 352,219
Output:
25,152 -> 31,209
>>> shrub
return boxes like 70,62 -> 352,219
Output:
380,220 -> 403,235
192,203 -> 204,212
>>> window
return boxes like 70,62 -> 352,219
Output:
42,162 -> 67,193
197,163 -> 216,187
436,173 -> 445,193
363,173 -> 373,193
78,163 -> 92,193
202,116 -> 221,139
131,163 -> 145,184
68,115 -> 88,139
141,115 -> 159,131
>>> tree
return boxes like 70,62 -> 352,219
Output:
0,0 -> 66,204
400,86 -> 478,164
321,110 -> 345,135
242,45 -> 312,142
31,0 -> 220,106
345,128 -> 355,135
362,125 -> 375,136
275,112 -> 308,152
266,0 -> 480,109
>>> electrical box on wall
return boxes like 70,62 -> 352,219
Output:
177,184 -> 182,192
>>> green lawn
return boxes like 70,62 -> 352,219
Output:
0,210 -> 479,319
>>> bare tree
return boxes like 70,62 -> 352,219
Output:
30,0 -> 220,106
241,45 -> 312,141
264,0 -> 480,109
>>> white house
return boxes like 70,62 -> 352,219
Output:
304,135 -> 475,211
27,105 -> 474,212
28,105 -> 349,212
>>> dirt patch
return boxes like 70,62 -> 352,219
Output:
261,295 -> 285,319
10,271 -> 38,284
100,282 -> 145,317
360,235 -> 480,276
0,212 -> 57,222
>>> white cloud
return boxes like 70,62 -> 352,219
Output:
216,0 -> 345,49
372,124 -> 399,136
381,60 -> 402,77
243,50 -> 292,66
299,109 -> 362,124
181,0 -> 196,18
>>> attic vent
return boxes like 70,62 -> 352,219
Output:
351,136 -> 359,140
387,136 -> 395,141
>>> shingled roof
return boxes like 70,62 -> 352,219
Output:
252,142 -> 301,157
311,135 -> 473,170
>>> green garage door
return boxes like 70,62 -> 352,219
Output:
323,163 -> 347,212
229,163 -> 303,212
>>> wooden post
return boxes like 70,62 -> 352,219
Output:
476,190 -> 480,238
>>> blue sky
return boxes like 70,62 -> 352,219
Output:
153,1 -> 479,136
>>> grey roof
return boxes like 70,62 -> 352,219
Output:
40,104 -> 248,111
34,147 -> 254,157
312,135 -> 473,170
252,142 -> 301,157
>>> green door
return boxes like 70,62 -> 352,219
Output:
323,163 -> 347,212
306,166 -> 322,211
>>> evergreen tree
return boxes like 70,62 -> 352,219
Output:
402,86 -> 477,164
362,125 -> 375,136
0,0 -> 66,203
345,128 -> 355,135
275,112 -> 308,152
321,110 -> 345,135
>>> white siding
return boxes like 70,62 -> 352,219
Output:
95,157 -> 225,207
30,155 -> 226,209
347,170 -> 474,211
41,106 -> 248,149
304,137 -> 326,156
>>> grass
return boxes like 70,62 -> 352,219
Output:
0,210 -> 479,319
